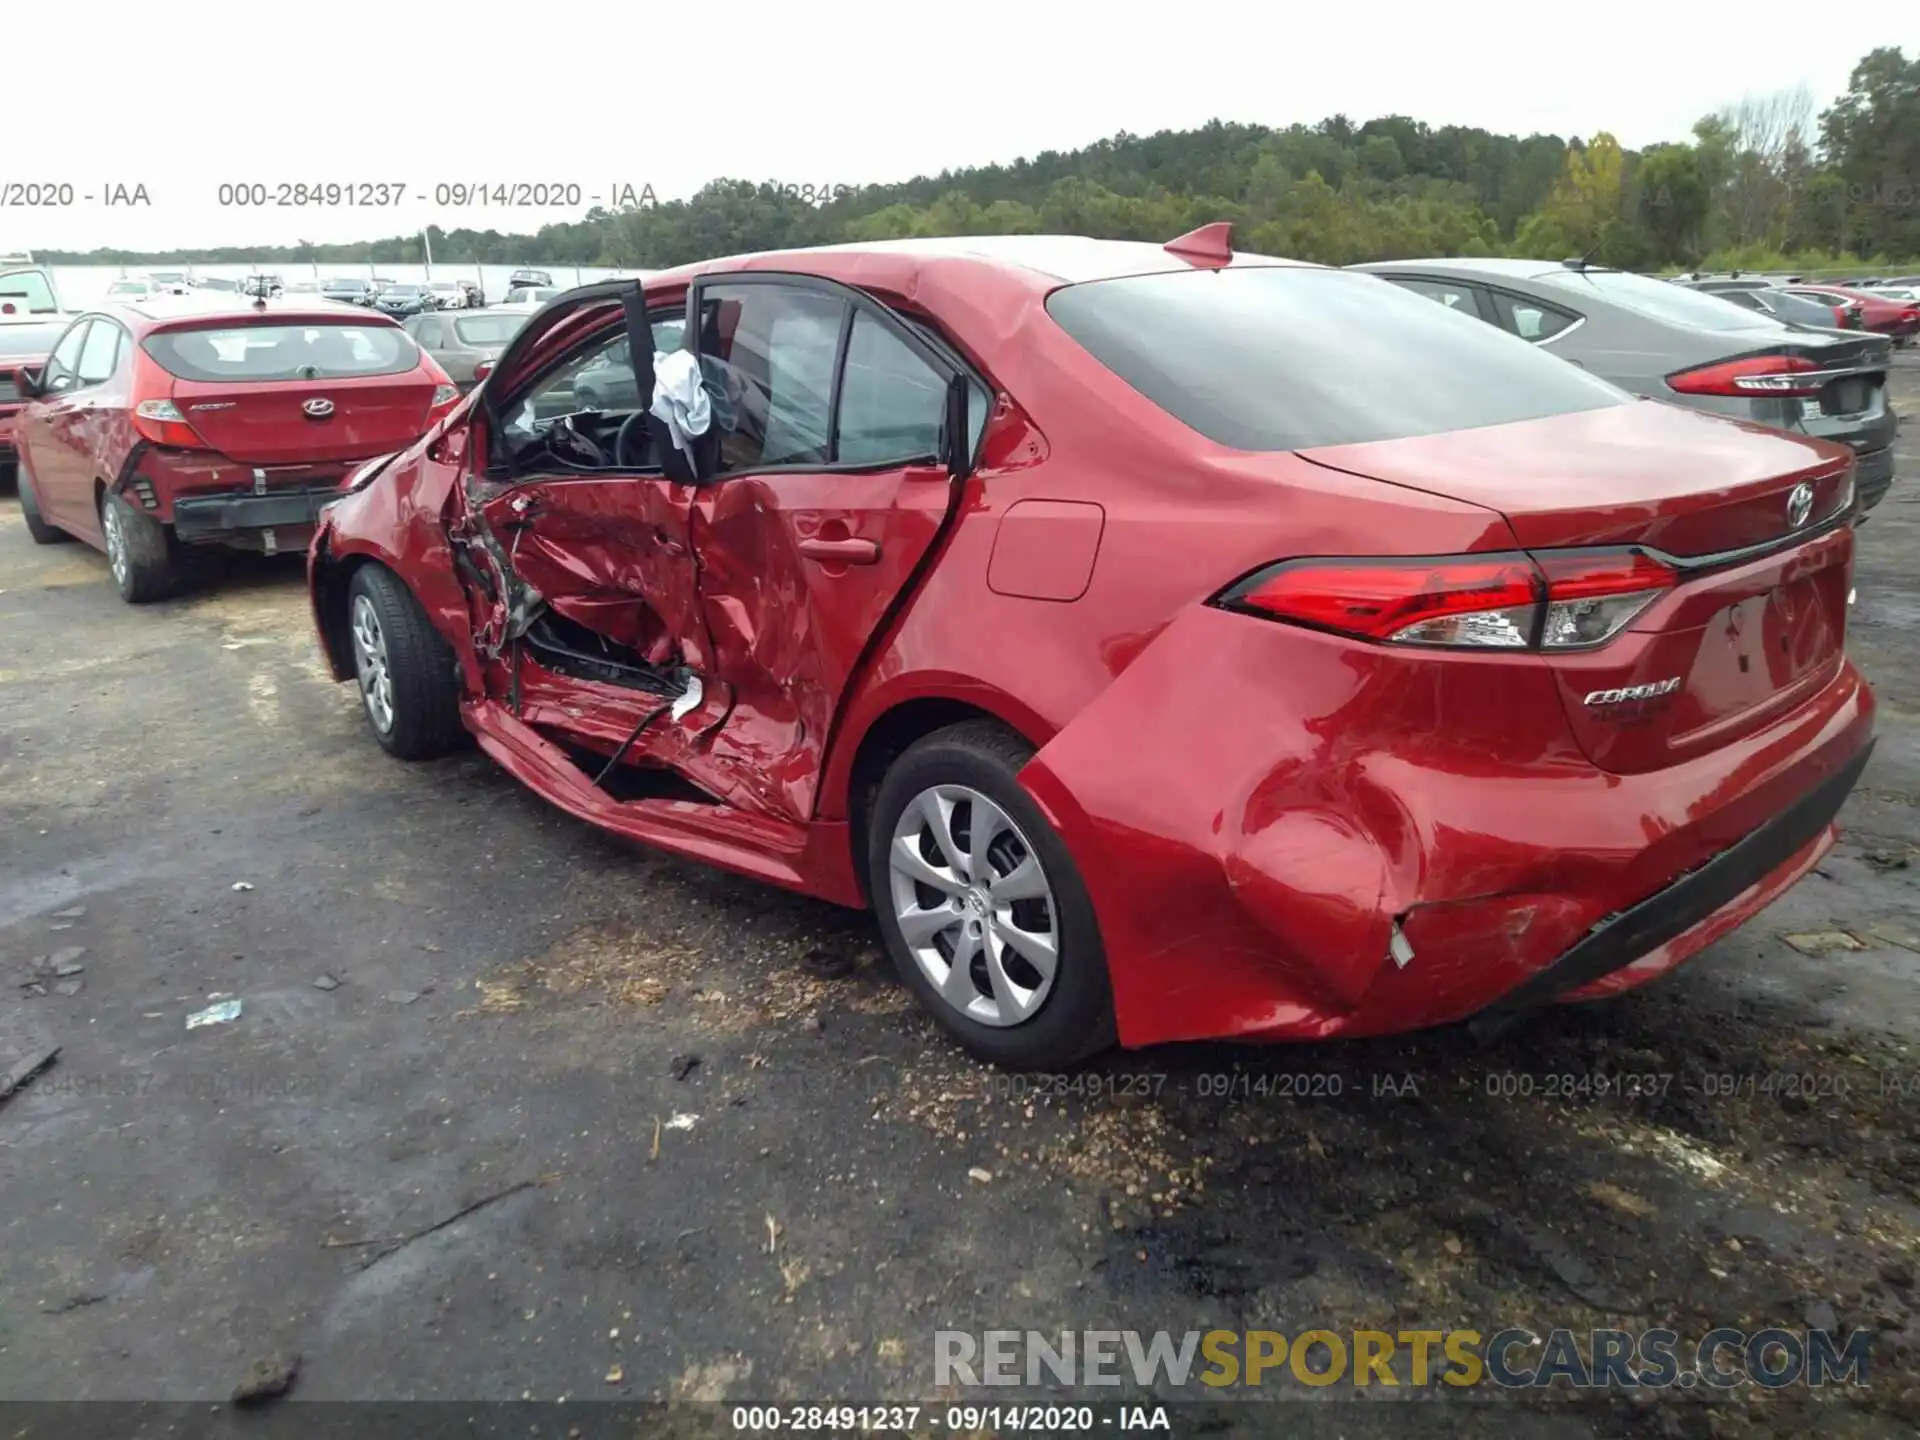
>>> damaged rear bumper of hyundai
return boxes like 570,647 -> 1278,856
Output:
134,448 -> 361,552
1020,603 -> 1877,1050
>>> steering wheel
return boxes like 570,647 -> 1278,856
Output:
549,411 -> 610,468
615,410 -> 652,468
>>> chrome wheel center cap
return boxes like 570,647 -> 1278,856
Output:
964,887 -> 991,917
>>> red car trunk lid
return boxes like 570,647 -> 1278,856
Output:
1299,400 -> 1856,774
169,376 -> 437,464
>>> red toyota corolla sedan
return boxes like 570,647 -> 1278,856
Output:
12,294 -> 457,601
305,229 -> 1875,1068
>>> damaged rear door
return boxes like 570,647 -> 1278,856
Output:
449,286 -> 720,766
681,273 -> 989,821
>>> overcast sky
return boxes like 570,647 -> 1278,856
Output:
4,0 -> 1914,253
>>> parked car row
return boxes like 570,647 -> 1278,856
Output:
1361,257 -> 1901,512
1674,270 -> 1920,346
1,232 -> 1891,1070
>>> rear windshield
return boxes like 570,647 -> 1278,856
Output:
1045,267 -> 1627,451
1536,271 -> 1781,334
455,314 -> 528,346
143,323 -> 418,381
0,321 -> 67,357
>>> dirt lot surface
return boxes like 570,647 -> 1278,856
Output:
3,361 -> 1919,1438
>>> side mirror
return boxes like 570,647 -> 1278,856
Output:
942,373 -> 974,480
13,366 -> 40,398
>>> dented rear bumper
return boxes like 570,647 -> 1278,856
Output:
1020,602 -> 1876,1049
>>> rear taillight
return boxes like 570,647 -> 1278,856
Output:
1532,550 -> 1676,649
132,398 -> 206,449
429,383 -> 459,409
1217,549 -> 1677,652
1667,352 -> 1824,398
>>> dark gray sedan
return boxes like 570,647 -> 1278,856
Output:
1352,258 -> 1898,512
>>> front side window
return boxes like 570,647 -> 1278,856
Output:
43,319 -> 91,387
498,313 -> 685,467
76,321 -> 121,384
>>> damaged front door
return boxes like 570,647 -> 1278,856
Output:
682,274 -> 990,822
452,305 -> 722,770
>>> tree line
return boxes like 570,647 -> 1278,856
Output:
45,47 -> 1919,275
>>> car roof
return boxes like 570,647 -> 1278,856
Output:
1351,256 -> 1578,282
673,234 -> 1320,289
85,293 -> 402,331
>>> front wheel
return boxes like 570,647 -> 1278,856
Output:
867,719 -> 1115,1069
346,563 -> 465,759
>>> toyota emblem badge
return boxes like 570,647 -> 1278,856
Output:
303,398 -> 335,418
1786,482 -> 1814,529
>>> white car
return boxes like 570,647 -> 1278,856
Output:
104,277 -> 170,302
427,280 -> 468,310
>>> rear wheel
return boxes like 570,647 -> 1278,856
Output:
867,720 -> 1116,1069
100,490 -> 181,603
347,563 -> 464,760
16,461 -> 69,545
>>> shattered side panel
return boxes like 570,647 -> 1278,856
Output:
468,476 -> 712,671
688,468 -> 952,824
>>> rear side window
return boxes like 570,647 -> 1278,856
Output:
1489,291 -> 1579,342
696,283 -> 844,469
143,323 -> 419,381
1046,267 -> 1627,451
837,310 -> 947,464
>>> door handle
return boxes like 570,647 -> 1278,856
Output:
798,537 -> 880,565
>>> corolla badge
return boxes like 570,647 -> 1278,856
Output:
1786,482 -> 1814,529
1584,677 -> 1682,706
303,398 -> 335,418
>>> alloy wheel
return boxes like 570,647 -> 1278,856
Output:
350,594 -> 395,734
887,784 -> 1059,1027
102,502 -> 129,587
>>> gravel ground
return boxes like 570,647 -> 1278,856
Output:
2,359 -> 1918,1438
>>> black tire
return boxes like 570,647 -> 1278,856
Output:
16,460 -> 69,544
867,719 -> 1116,1069
100,489 -> 181,603
346,563 -> 465,760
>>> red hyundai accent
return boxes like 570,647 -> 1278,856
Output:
306,229 -> 1875,1068
12,294 -> 457,601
